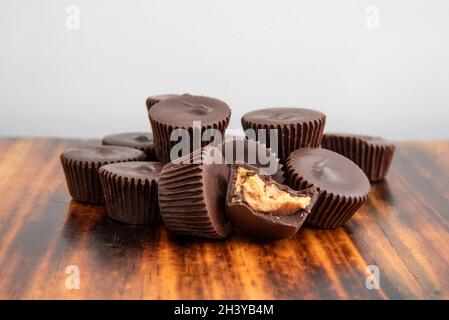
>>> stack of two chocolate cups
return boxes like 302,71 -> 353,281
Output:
147,95 -> 235,238
60,146 -> 147,205
60,144 -> 165,225
99,132 -> 168,224
145,94 -> 232,232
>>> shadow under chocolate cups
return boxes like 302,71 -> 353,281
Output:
216,136 -> 285,183
321,133 -> 396,182
286,148 -> 370,229
226,164 -> 318,241
102,132 -> 157,161
60,146 -> 147,205
241,107 -> 326,163
99,162 -> 164,225
157,146 -> 231,239
148,94 -> 231,162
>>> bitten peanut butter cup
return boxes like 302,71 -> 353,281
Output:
146,94 -> 180,111
241,107 -> 326,163
321,133 -> 395,182
157,146 -> 231,239
60,146 -> 146,204
226,164 -> 318,241
99,162 -> 164,225
102,132 -> 157,161
286,148 -> 370,229
216,136 -> 285,183
148,94 -> 231,162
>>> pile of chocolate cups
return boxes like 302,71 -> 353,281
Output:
60,94 -> 395,241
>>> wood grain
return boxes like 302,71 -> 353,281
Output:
0,138 -> 448,299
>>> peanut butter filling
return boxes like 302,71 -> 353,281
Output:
234,167 -> 311,214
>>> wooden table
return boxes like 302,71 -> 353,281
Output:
0,138 -> 448,300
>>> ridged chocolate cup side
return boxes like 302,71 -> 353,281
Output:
321,134 -> 395,182
98,168 -> 160,225
140,145 -> 156,162
285,158 -> 369,229
60,153 -> 147,205
241,114 -> 326,163
158,147 -> 231,239
150,111 -> 231,163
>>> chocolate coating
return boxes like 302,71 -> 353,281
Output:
100,161 -> 164,180
321,133 -> 395,182
243,108 -> 325,124
288,148 -> 370,197
149,94 -> 231,127
286,148 -> 370,229
158,146 -> 231,239
60,146 -> 147,204
226,164 -> 318,241
216,137 -> 284,183
62,146 -> 145,163
99,162 -> 163,225
146,94 -> 180,111
102,132 -> 156,161
241,107 -> 326,163
324,133 -> 391,145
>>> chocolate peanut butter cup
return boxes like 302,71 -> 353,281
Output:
102,132 -> 157,161
321,133 -> 395,182
148,94 -> 231,162
286,148 -> 370,229
216,136 -> 284,183
99,162 -> 164,224
241,108 -> 326,163
226,164 -> 318,241
60,146 -> 146,204
146,94 -> 180,111
158,146 -> 231,239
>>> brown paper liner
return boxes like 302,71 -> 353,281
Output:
157,147 -> 231,239
150,110 -> 231,163
60,154 -> 147,205
98,168 -> 160,225
285,161 -> 369,229
321,134 -> 395,182
241,115 -> 326,163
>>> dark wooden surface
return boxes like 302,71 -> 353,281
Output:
0,138 -> 448,300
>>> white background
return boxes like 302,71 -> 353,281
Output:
1,0 -> 448,140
